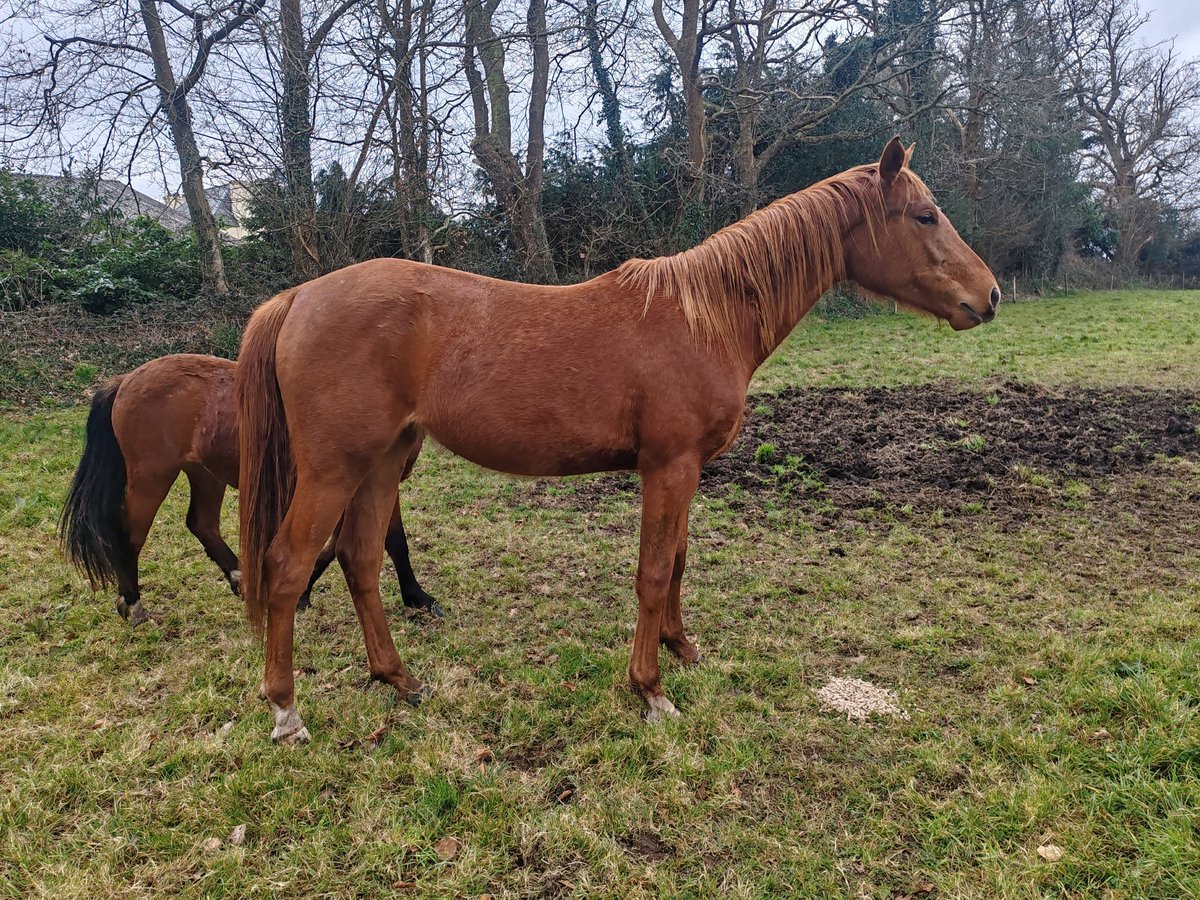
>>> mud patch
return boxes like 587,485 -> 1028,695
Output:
706,380 -> 1199,506
619,830 -> 674,862
518,381 -> 1200,517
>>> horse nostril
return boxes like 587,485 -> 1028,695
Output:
989,286 -> 1001,310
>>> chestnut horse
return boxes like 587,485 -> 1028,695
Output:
238,139 -> 1000,743
60,354 -> 440,626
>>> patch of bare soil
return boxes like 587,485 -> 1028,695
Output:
517,381 -> 1200,520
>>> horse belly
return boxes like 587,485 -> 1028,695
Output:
420,395 -> 637,477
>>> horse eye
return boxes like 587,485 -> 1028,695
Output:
916,211 -> 938,226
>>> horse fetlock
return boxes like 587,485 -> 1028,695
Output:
270,703 -> 310,745
227,569 -> 242,596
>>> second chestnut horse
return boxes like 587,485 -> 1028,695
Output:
60,354 -> 440,625
238,139 -> 1000,743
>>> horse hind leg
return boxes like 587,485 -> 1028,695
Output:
296,519 -> 342,612
184,469 -> 239,595
260,475 -> 354,745
339,449 -> 427,704
384,499 -> 443,617
117,469 -> 176,626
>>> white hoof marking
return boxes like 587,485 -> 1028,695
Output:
645,695 -> 680,723
270,703 -> 310,745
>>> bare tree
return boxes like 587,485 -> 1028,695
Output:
462,0 -> 556,281
140,0 -> 264,296
652,0 -> 706,203
1065,0 -> 1200,270
707,0 -> 932,216
1,0 -> 264,296
277,0 -> 361,279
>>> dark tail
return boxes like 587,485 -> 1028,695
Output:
60,376 -> 130,589
236,288 -> 299,636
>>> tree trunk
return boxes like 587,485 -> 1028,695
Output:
279,0 -> 321,279
139,0 -> 228,297
653,0 -> 706,203
463,0 -> 556,282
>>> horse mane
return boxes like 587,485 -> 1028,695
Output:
617,164 -> 933,354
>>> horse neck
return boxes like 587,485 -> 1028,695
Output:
730,192 -> 870,371
742,275 -> 840,371
617,168 -> 878,375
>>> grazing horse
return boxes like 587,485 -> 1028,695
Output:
60,354 -> 440,626
237,139 -> 1000,744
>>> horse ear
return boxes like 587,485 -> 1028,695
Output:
904,142 -> 916,165
879,136 -> 906,187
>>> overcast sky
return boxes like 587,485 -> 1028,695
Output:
1143,0 -> 1200,59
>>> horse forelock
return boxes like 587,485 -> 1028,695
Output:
618,165 -> 931,355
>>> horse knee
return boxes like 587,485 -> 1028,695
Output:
635,567 -> 672,607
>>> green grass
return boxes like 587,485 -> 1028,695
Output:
1,291 -> 1199,896
756,290 -> 1200,392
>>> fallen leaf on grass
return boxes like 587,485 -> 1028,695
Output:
913,880 -> 935,894
202,837 -> 222,853
1037,843 -> 1063,862
228,824 -> 247,847
1022,675 -> 1037,686
434,837 -> 459,860
1091,728 -> 1112,742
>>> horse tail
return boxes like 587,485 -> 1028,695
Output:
236,288 -> 299,636
60,375 -> 131,589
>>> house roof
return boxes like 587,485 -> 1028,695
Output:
23,173 -> 194,233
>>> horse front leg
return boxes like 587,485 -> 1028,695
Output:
631,457 -> 701,721
660,515 -> 702,664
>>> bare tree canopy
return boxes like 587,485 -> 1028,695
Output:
2,0 -> 1199,298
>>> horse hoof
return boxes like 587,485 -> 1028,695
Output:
665,638 -> 702,665
645,695 -> 680,723
403,682 -> 430,706
270,704 -> 310,745
274,725 -> 311,747
296,590 -> 312,612
118,599 -> 150,626
404,592 -> 444,618
228,569 -> 242,596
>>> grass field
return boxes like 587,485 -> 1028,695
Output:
1,290 -> 1199,897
